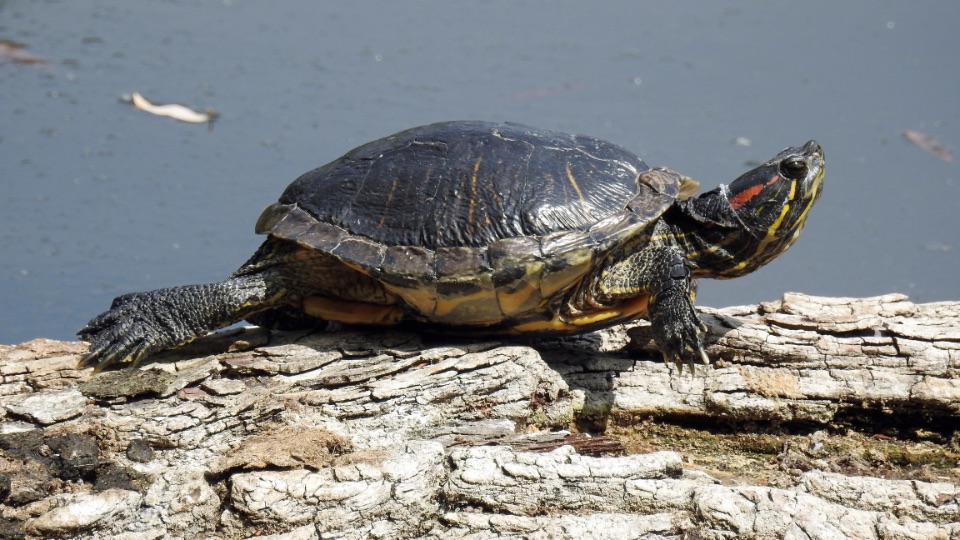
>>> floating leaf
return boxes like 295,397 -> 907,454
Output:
902,129 -> 953,162
127,92 -> 218,125
0,40 -> 47,65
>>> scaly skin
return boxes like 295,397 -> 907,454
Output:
642,248 -> 709,373
78,275 -> 283,371
593,238 -> 708,373
78,238 -> 395,371
78,239 -> 304,371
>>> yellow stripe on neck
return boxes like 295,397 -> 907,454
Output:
730,180 -> 796,272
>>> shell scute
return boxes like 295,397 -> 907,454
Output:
434,247 -> 491,277
382,246 -> 436,280
330,237 -> 386,276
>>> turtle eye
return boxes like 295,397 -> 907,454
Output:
779,157 -> 808,180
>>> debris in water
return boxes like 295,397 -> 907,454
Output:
125,92 -> 219,126
902,129 -> 953,162
0,40 -> 47,65
923,242 -> 951,253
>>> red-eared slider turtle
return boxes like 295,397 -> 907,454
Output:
79,121 -> 824,372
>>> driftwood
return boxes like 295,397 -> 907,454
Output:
0,293 -> 957,539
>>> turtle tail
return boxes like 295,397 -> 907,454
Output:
78,274 -> 280,372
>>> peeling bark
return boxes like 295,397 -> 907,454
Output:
0,294 -> 957,539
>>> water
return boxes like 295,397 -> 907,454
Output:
2,1 -> 958,345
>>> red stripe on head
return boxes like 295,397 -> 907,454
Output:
728,174 -> 780,210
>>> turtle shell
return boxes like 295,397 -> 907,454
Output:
256,121 -> 686,326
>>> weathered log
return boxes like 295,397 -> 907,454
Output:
0,293 -> 957,539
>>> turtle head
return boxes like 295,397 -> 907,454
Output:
710,140 -> 825,277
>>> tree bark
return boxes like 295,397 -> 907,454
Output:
0,293 -> 957,539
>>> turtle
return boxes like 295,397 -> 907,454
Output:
79,121 -> 824,372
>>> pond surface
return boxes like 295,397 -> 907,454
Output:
2,1 -> 959,345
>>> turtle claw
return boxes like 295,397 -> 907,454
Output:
78,329 -> 155,372
77,291 -> 173,371
652,304 -> 711,376
80,325 -> 144,372
659,333 -> 710,376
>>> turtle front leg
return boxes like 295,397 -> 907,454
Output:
597,246 -> 709,373
645,253 -> 709,373
78,274 -> 283,372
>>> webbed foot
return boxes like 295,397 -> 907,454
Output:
645,251 -> 710,375
78,278 -> 271,371
78,289 -> 196,371
651,303 -> 710,375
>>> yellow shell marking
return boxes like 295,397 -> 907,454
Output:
509,294 -> 649,334
565,162 -> 588,210
433,288 -> 504,324
539,248 -> 594,297
468,157 -> 481,232
495,274 -> 542,316
509,318 -> 579,333
386,284 -> 438,316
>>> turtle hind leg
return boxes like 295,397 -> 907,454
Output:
78,273 -> 282,372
